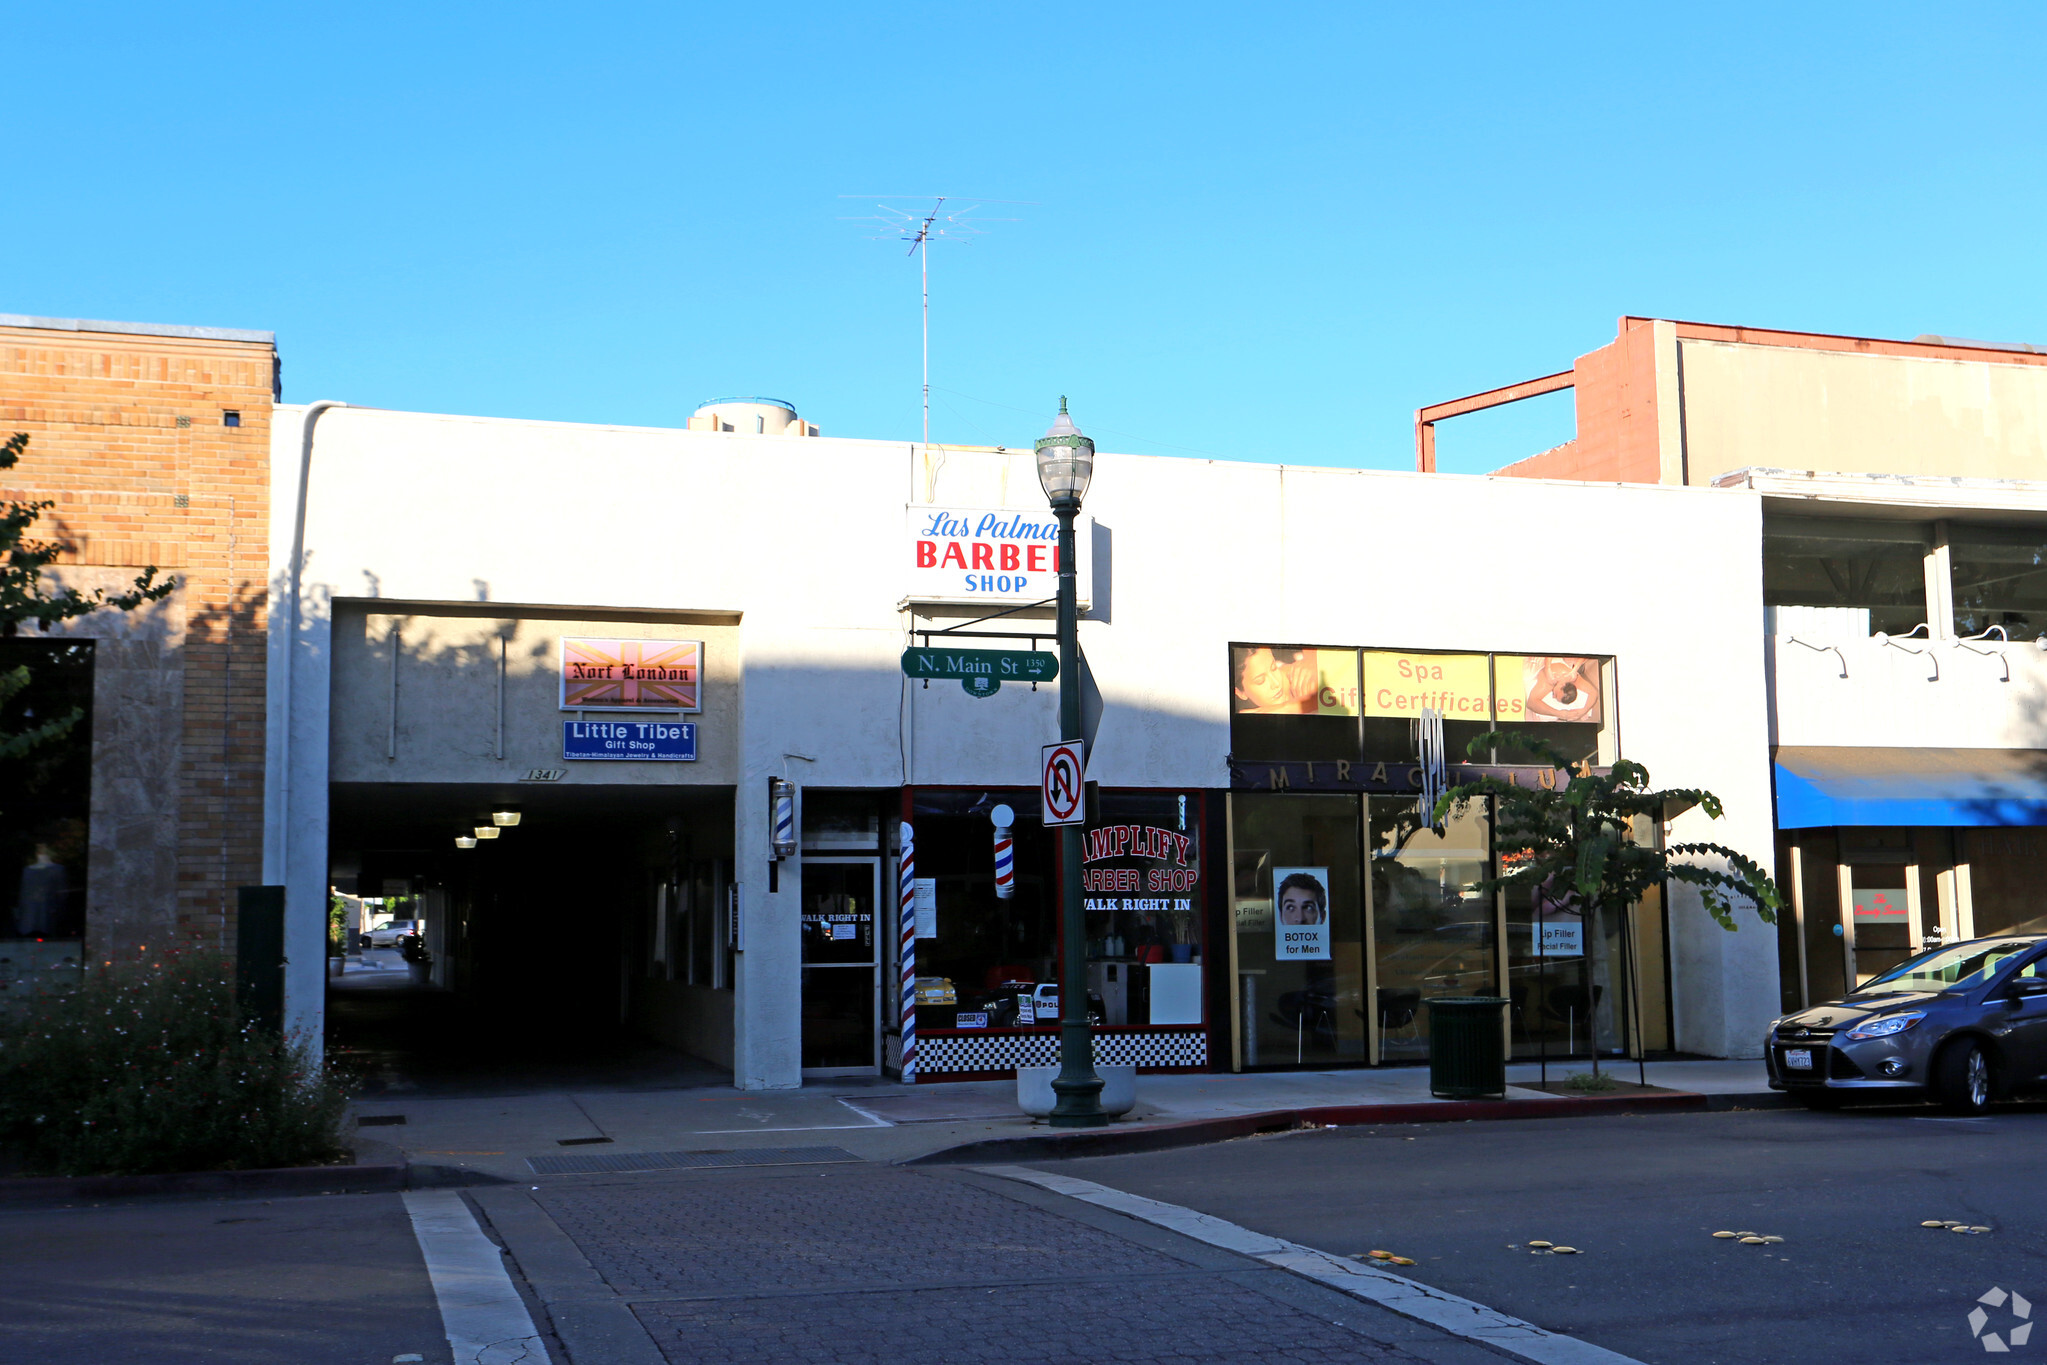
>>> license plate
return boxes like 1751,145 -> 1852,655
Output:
1785,1048 -> 1814,1071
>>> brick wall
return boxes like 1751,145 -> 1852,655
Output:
0,321 -> 275,958
1492,320 -> 1665,484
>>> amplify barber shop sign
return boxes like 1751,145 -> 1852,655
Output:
905,506 -> 1092,607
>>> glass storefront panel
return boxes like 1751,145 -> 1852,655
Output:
0,639 -> 93,941
1763,515 -> 1931,637
1231,793 -> 1365,1067
1085,791 -> 1204,1027
907,791 -> 1056,1030
799,859 -> 879,1070
1229,646 -> 1360,761
1492,655 -> 1610,767
1951,525 -> 2047,640
1359,651 -> 1493,767
1370,796 -> 1494,1063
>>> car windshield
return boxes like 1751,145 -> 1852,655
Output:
1857,940 -> 2038,994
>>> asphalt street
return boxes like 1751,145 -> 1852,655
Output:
1050,1105 -> 2047,1365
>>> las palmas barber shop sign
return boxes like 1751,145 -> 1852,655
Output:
905,506 -> 1092,608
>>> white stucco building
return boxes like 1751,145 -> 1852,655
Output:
265,395 -> 1783,1088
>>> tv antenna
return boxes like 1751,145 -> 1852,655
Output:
841,195 -> 1028,449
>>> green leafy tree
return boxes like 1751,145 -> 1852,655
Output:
1433,730 -> 1782,1075
1,432 -> 173,759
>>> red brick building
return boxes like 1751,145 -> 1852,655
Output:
0,314 -> 276,962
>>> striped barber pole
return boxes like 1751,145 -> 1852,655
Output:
898,821 -> 917,1081
992,803 -> 1015,900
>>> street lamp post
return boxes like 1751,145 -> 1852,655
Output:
1035,398 -> 1107,1128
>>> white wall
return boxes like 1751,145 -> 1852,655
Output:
271,406 -> 1783,1073
1771,628 -> 2047,750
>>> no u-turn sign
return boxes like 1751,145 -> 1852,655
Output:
1042,741 -> 1086,826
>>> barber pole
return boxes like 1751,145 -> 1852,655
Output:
898,821 -> 916,1081
991,803 -> 1015,900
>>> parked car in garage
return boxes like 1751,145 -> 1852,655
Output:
1766,935 -> 2047,1114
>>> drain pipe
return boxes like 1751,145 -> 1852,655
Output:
269,400 -> 347,886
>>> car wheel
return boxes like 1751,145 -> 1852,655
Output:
1936,1038 -> 1994,1115
1793,1089 -> 1843,1111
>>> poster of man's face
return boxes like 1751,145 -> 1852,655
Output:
1276,873 -> 1327,925
1273,867 -> 1332,960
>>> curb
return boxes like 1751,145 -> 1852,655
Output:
904,1090 -> 1710,1165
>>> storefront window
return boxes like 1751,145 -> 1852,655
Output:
1229,646 -> 1359,761
1226,641 -> 1670,1068
1763,516 -> 1930,638
1369,796 -> 1493,1063
1950,525 -> 2047,640
0,639 -> 93,940
1492,655 -> 1610,767
1230,793 -> 1364,1067
1360,651 -> 1493,762
907,790 -> 1057,1032
1503,815 -> 1666,1059
1084,791 -> 1204,1026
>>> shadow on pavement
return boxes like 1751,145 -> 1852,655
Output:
328,988 -> 731,1099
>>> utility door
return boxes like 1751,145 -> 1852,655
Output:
800,858 -> 881,1075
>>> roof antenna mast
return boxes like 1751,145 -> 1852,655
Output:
841,195 -> 1024,451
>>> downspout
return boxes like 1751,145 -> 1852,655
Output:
273,400 -> 347,886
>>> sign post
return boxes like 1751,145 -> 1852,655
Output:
1036,400 -> 1106,1128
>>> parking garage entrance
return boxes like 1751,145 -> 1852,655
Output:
326,782 -> 735,1091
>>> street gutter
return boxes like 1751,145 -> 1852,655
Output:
905,1089 -> 1718,1164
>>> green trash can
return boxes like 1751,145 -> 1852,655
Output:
1425,996 -> 1508,1099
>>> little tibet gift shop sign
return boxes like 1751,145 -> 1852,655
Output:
905,506 -> 1093,607
560,638 -> 702,762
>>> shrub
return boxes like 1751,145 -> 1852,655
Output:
1561,1070 -> 1622,1094
0,949 -> 350,1177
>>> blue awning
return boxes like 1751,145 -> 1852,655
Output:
1775,747 -> 2047,828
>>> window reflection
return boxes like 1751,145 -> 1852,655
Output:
1369,798 -> 1493,1063
1763,516 -> 1930,637
1950,525 -> 2047,640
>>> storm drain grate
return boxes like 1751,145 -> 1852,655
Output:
526,1145 -> 864,1176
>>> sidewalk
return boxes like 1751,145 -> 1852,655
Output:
352,1058 -> 1773,1182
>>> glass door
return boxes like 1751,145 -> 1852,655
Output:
1228,793 -> 1366,1068
1848,862 -> 1913,986
1369,796 -> 1494,1064
800,858 -> 880,1074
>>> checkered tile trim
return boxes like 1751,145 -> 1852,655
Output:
917,1029 -> 1207,1075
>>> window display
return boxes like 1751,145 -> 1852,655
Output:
900,787 -> 1209,1080
1226,640 -> 1668,1069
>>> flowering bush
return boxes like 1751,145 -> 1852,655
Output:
0,949 -> 349,1176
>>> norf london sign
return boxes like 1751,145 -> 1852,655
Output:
559,638 -> 702,712
905,505 -> 1092,607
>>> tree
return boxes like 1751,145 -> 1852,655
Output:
1432,729 -> 1782,1077
1,432 -> 173,759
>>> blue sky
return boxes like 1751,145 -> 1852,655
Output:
8,3 -> 2045,473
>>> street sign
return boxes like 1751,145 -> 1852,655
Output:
901,646 -> 1057,683
563,719 -> 696,761
1042,740 -> 1086,826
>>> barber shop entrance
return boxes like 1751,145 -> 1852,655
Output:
1226,644 -> 1672,1068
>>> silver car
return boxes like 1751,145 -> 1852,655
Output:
1766,935 -> 2047,1114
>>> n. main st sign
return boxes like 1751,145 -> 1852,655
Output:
900,647 -> 1058,683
